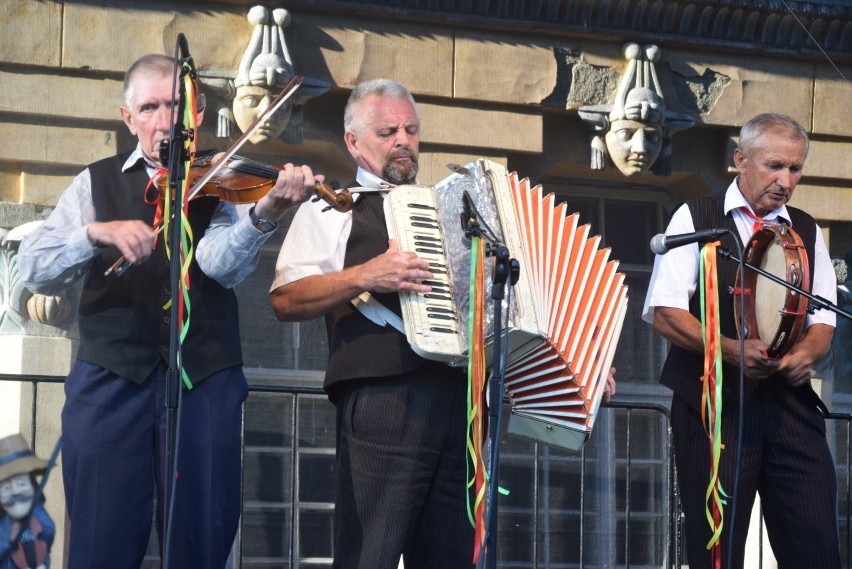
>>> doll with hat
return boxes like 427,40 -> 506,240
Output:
0,434 -> 55,569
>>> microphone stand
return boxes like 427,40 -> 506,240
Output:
716,247 -> 852,322
162,33 -> 195,569
478,242 -> 519,569
461,188 -> 519,569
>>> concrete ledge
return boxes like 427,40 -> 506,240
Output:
0,335 -> 76,376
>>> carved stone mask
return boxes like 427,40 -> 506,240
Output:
604,87 -> 664,176
232,6 -> 295,144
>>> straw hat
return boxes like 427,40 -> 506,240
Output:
0,434 -> 47,482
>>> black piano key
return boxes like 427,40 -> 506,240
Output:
424,293 -> 452,302
428,313 -> 456,321
410,215 -> 437,223
412,221 -> 440,229
426,306 -> 455,314
413,235 -> 441,242
408,203 -> 435,210
429,326 -> 456,334
416,247 -> 444,255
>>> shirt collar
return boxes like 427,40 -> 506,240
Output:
122,144 -> 162,175
723,177 -> 792,226
355,167 -> 394,191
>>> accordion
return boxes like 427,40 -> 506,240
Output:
383,159 -> 628,450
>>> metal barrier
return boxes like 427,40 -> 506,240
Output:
0,374 -> 691,568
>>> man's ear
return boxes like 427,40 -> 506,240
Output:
120,106 -> 136,135
196,93 -> 206,128
733,148 -> 747,173
344,131 -> 358,156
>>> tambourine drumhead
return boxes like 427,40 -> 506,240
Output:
754,242 -> 790,344
734,224 -> 809,359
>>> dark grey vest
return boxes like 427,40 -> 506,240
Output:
75,151 -> 243,384
323,190 -> 424,393
659,194 -> 818,411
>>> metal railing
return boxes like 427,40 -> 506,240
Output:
17,374 -> 852,568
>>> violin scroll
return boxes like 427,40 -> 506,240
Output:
314,182 -> 353,212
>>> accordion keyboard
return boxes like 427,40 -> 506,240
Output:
384,185 -> 466,365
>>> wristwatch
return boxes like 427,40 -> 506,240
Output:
249,206 -> 278,234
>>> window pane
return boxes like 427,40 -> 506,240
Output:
604,201 -> 657,265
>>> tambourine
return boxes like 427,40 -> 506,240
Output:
733,224 -> 809,358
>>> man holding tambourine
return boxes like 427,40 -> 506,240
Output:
643,113 -> 839,569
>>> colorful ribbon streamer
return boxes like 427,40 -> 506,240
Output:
699,241 -> 728,569
161,64 -> 200,389
466,235 -> 488,563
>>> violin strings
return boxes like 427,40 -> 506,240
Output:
226,155 -> 280,179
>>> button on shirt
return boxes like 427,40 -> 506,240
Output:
642,179 -> 836,329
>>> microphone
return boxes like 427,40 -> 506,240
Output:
649,228 -> 729,255
177,33 -> 196,77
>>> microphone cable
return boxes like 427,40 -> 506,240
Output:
723,232 -> 746,569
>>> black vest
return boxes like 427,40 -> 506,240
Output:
323,190 -> 424,392
659,194 -> 818,411
75,151 -> 243,384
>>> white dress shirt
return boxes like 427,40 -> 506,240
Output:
270,167 -> 390,290
642,179 -> 837,328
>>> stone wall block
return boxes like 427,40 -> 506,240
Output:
455,32 -> 557,105
813,64 -> 852,137
666,54 -> 813,128
0,71 -> 123,121
63,2 -> 248,72
419,102 -> 541,154
286,15 -> 453,98
789,184 -> 852,222
0,123 -> 120,169
0,0 -> 62,66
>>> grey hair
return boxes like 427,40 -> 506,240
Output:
738,113 -> 810,158
123,54 -> 177,107
343,78 -> 419,136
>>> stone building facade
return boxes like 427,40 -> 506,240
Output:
1,0 -> 851,567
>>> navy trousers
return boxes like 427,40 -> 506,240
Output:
672,378 -> 841,569
332,363 -> 474,569
61,360 -> 247,569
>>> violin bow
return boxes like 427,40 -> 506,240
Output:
186,74 -> 303,200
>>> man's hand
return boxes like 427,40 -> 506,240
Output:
253,163 -> 323,221
777,324 -> 834,388
736,338 -> 781,380
355,240 -> 432,293
603,366 -> 616,403
87,220 -> 156,265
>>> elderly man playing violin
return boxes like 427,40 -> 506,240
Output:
17,53 -> 321,569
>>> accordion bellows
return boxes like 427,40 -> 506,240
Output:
384,159 -> 628,450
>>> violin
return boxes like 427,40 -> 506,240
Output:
105,75 -> 352,277
104,157 -> 352,277
176,153 -> 353,212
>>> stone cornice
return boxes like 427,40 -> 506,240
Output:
280,0 -> 852,55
